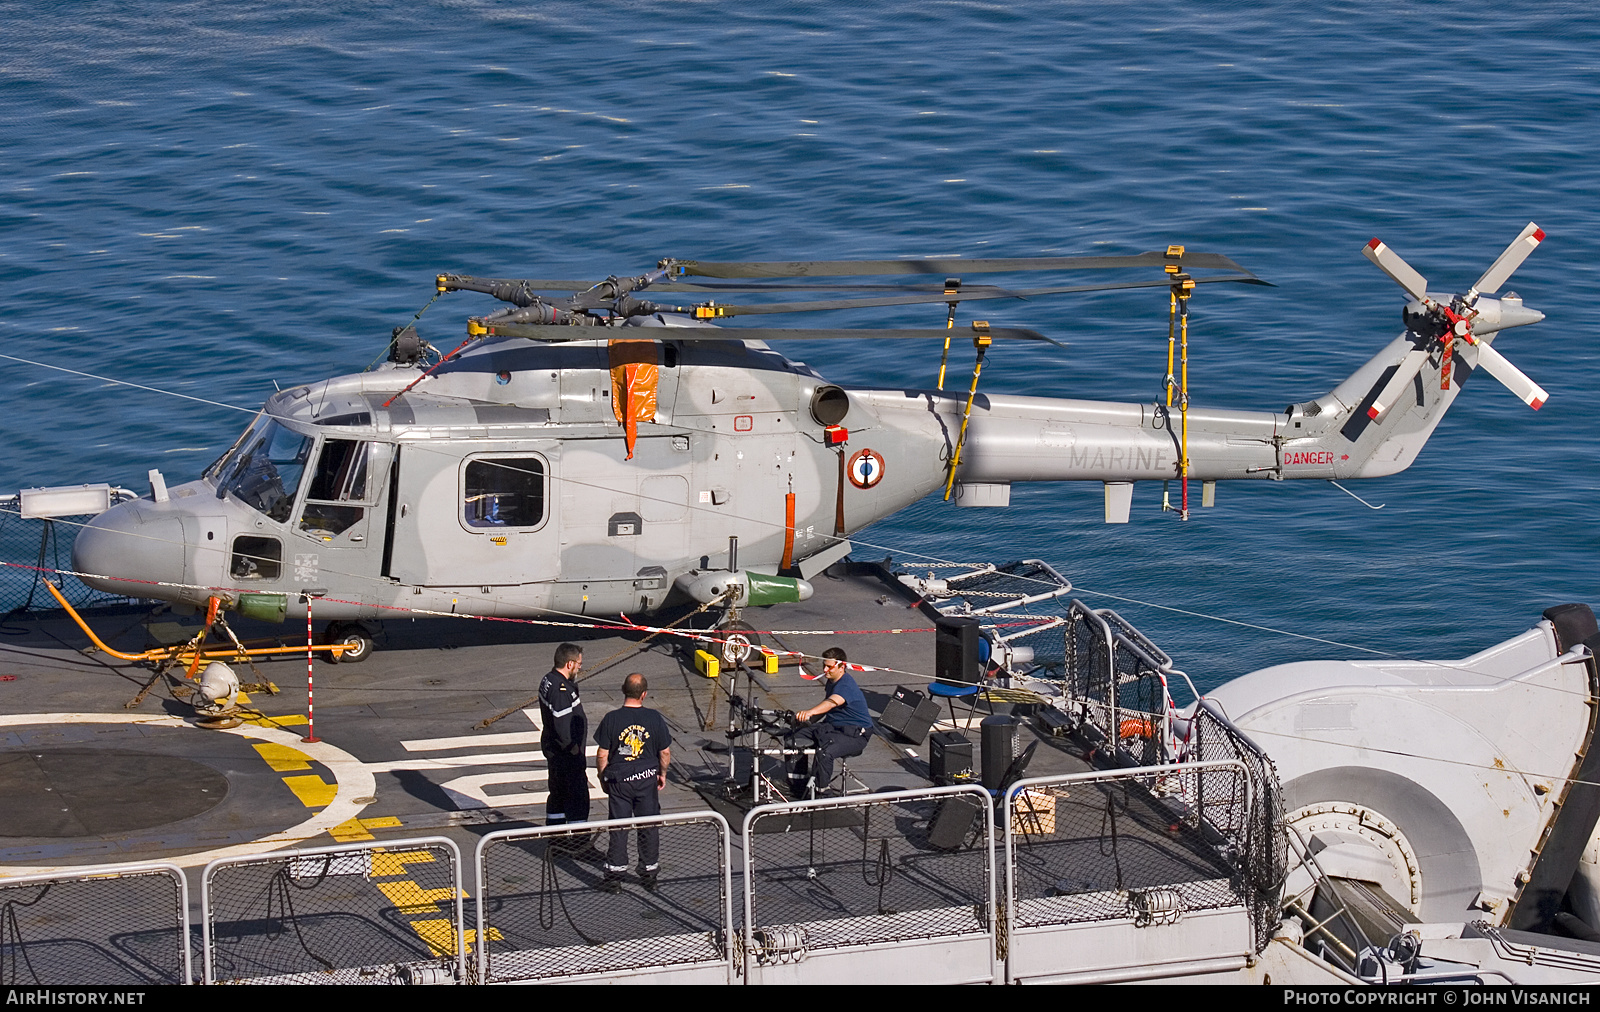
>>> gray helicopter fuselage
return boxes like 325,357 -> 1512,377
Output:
71,311 -> 1515,624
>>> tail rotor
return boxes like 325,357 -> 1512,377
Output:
1360,224 -> 1548,420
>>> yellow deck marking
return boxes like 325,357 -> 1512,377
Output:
282,774 -> 337,807
242,712 -> 309,728
236,691 -> 252,704
375,879 -> 460,914
409,921 -> 501,956
328,815 -> 404,843
371,848 -> 437,877
252,742 -> 312,772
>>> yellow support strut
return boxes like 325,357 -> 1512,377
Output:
943,322 -> 992,501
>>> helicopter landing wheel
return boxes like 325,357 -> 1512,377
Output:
323,622 -> 373,664
715,620 -> 761,667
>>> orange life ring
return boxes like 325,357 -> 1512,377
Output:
1119,717 -> 1157,740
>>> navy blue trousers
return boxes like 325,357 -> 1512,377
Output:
544,749 -> 591,825
604,776 -> 662,873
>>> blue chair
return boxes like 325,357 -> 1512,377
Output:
927,680 -> 992,729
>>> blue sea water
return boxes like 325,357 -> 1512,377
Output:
1,1 -> 1597,689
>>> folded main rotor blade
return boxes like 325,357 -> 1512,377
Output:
670,251 -> 1256,279
443,277 -> 1069,296
696,273 -> 1271,317
478,322 -> 1062,346
1367,345 -> 1432,420
1461,335 -> 1548,409
1469,222 -> 1545,300
1363,239 -> 1430,303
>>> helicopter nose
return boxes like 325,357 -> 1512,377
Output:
72,500 -> 188,598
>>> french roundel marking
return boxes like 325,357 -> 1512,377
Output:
848,448 -> 886,489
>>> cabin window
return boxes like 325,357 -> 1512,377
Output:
464,457 -> 545,528
299,439 -> 371,538
231,535 -> 282,580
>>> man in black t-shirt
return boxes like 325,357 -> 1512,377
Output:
594,672 -> 673,891
538,642 -> 589,827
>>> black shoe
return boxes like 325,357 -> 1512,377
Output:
640,870 -> 660,893
598,873 -> 623,894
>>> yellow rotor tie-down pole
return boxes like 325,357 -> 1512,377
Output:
936,277 -> 960,391
943,322 -> 992,501
1174,274 -> 1194,520
43,580 -> 351,664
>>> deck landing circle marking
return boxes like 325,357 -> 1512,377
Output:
0,712 -> 374,876
848,448 -> 885,489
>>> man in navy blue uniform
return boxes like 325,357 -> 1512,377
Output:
594,673 -> 673,891
538,642 -> 589,827
789,646 -> 874,797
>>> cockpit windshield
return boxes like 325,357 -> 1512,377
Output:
202,411 -> 263,483
221,419 -> 312,522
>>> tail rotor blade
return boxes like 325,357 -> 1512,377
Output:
1469,222 -> 1545,301
1367,346 -> 1431,420
1462,335 -> 1548,410
1363,239 -> 1430,303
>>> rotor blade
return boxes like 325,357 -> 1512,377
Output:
668,251 -> 1257,279
477,322 -> 1064,347
1367,346 -> 1431,420
693,273 -> 1271,317
1462,335 -> 1548,409
441,277 -> 1084,296
1362,239 -> 1430,303
1470,222 -> 1545,300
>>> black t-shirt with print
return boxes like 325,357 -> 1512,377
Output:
594,705 -> 673,783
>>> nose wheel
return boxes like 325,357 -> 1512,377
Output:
322,622 -> 374,664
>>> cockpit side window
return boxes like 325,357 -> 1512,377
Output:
225,421 -> 311,523
464,457 -> 545,529
307,440 -> 369,502
299,439 -> 371,538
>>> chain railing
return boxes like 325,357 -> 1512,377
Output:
741,785 -> 996,982
201,837 -> 464,984
474,814 -> 733,984
0,862 -> 190,985
1004,761 -> 1252,937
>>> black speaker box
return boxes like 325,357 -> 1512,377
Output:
935,614 -> 982,687
928,793 -> 985,850
929,730 -> 974,785
980,714 -> 1020,790
878,685 -> 942,744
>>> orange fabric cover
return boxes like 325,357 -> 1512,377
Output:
608,339 -> 659,459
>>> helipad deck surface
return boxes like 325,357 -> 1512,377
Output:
0,563 -> 1097,877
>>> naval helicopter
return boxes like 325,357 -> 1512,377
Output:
66,227 -> 1550,661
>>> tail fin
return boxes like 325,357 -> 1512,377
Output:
1290,320 -> 1524,479
1301,333 -> 1459,478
